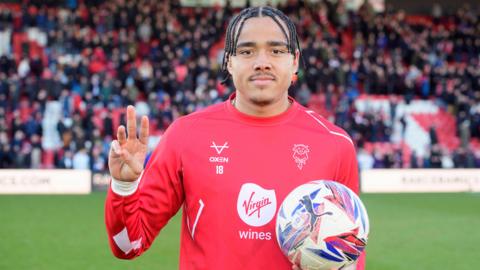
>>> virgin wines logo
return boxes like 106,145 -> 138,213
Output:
242,192 -> 272,218
237,183 -> 276,227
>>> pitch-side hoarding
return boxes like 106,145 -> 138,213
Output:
361,169 -> 480,193
0,169 -> 91,194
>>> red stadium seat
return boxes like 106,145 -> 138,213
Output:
42,150 -> 55,169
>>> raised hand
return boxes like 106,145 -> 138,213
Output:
108,105 -> 149,182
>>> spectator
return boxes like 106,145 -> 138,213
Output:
357,147 -> 375,170
0,1 -> 479,170
58,149 -> 74,169
0,144 -> 14,168
30,134 -> 42,169
72,147 -> 90,170
429,144 -> 443,168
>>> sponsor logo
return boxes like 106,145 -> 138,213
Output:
209,157 -> 229,163
292,144 -> 310,170
237,183 -> 276,227
210,141 -> 229,154
242,193 -> 272,218
238,229 -> 272,240
209,141 -> 230,174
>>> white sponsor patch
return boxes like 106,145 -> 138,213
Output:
236,183 -> 276,227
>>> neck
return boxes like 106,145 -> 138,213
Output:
232,93 -> 292,117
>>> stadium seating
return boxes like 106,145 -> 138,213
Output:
0,1 -> 478,169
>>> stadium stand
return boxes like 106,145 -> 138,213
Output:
0,0 -> 479,170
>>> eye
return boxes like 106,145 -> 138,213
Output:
272,48 -> 288,55
238,49 -> 253,55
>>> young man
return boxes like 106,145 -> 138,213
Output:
105,6 -> 364,270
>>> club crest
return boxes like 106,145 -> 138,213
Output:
292,144 -> 310,170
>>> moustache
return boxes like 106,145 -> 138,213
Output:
249,73 -> 276,81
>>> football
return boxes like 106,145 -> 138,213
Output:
276,180 -> 369,270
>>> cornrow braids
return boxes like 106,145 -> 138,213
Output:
221,6 -> 303,84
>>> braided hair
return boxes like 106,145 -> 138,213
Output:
221,6 -> 302,84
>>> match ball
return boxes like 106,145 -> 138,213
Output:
276,180 -> 369,270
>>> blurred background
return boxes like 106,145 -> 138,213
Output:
0,0 -> 479,269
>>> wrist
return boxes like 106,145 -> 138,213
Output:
110,171 -> 143,196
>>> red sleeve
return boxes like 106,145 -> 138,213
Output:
104,120 -> 185,259
334,136 -> 366,270
335,136 -> 359,195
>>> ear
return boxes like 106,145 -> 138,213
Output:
291,51 -> 300,85
292,50 -> 300,75
291,73 -> 298,85
226,55 -> 233,75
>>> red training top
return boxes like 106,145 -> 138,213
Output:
105,94 -> 365,270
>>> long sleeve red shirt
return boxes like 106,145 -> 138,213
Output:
105,95 -> 365,269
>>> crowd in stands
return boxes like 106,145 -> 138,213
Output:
0,0 -> 479,171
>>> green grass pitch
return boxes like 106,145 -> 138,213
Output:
0,193 -> 479,269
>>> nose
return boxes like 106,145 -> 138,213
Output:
253,52 -> 272,71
